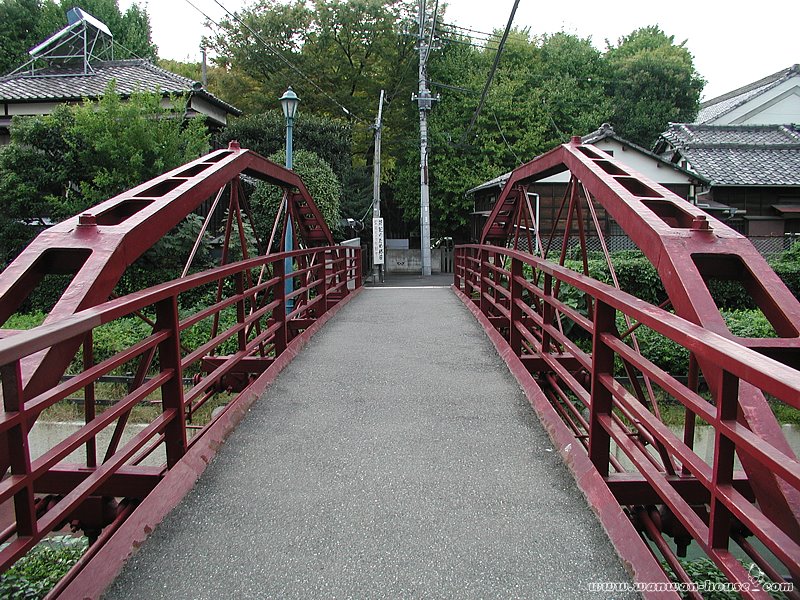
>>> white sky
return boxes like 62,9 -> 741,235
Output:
123,0 -> 797,101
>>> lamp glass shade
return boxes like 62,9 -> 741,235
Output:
279,87 -> 300,120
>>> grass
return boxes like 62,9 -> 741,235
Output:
37,381 -> 234,427
650,399 -> 800,428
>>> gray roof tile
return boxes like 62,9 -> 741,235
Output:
659,124 -> 800,186
0,59 -> 240,116
696,64 -> 800,124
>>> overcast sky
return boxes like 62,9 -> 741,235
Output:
122,0 -> 797,101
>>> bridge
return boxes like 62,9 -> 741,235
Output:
0,140 -> 797,598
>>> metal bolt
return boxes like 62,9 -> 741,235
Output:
78,213 -> 96,226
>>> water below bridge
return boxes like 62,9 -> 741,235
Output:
104,275 -> 636,599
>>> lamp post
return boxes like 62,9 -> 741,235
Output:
280,87 -> 300,313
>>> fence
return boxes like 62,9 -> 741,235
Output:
454,244 -> 800,597
0,245 -> 361,594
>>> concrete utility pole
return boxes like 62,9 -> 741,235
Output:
372,89 -> 385,283
414,0 -> 435,276
200,46 -> 208,87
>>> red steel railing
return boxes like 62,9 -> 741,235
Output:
455,244 -> 800,597
0,245 -> 360,588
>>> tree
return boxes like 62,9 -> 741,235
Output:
210,0 -> 416,119
394,28 -> 613,240
0,0 -> 63,74
0,84 -> 209,262
249,149 -> 342,243
605,26 -> 705,147
219,111 -> 353,187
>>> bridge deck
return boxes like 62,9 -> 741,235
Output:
107,279 -> 635,598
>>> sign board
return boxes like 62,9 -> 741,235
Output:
372,217 -> 384,265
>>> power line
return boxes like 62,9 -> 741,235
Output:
438,35 -> 498,52
438,28 -> 497,46
460,0 -> 520,144
492,111 -> 522,164
210,0 -> 367,122
440,22 -> 502,40
426,0 -> 439,53
183,0 -> 221,27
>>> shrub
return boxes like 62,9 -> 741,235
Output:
0,536 -> 87,599
662,558 -> 789,600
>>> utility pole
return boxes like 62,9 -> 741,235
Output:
200,46 -> 208,87
414,0 -> 436,276
372,89 -> 385,283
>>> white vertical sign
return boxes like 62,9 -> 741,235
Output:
373,217 -> 384,265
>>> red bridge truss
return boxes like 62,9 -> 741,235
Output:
0,145 -> 361,596
0,136 -> 798,597
456,136 -> 800,597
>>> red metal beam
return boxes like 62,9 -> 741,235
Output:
455,244 -> 800,593
0,143 -> 334,400
480,138 -> 800,541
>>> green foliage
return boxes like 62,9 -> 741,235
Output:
663,558 -> 789,600
219,111 -> 353,186
722,309 -> 777,338
1,311 -> 47,330
552,249 -> 783,375
0,0 -> 63,75
0,83 -> 209,263
207,2 -> 704,239
605,26 -> 705,147
769,242 -> 800,300
207,0 -> 418,230
114,215 -> 216,298
563,251 -> 666,306
249,149 -> 342,242
179,305 -> 239,361
0,536 -> 87,599
210,0 -> 416,122
621,318 -> 689,376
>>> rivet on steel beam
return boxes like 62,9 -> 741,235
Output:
570,135 -> 582,145
228,140 -> 241,151
78,213 -> 96,227
691,215 -> 710,231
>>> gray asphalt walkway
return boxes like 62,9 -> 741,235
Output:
106,287 -> 636,599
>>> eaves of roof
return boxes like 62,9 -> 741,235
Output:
0,59 -> 241,117
696,64 -> 800,124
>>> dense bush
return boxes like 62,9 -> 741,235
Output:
662,558 -> 789,600
0,536 -> 87,599
618,309 -> 776,376
249,149 -> 342,242
560,244 -> 800,309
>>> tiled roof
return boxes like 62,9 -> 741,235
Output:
0,59 -> 240,116
467,123 -> 701,195
696,64 -> 799,124
661,123 -> 800,147
659,124 -> 800,186
678,147 -> 800,186
465,171 -> 511,195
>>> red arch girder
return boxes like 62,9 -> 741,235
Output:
0,143 -> 334,400
482,137 -> 800,541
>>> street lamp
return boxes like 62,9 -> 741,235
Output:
279,87 -> 300,313
279,87 -> 300,168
